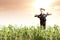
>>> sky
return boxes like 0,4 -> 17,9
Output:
0,0 -> 60,26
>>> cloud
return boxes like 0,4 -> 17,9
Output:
50,0 -> 60,11
51,0 -> 60,7
0,0 -> 34,11
46,0 -> 60,16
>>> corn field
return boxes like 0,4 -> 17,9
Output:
0,25 -> 60,40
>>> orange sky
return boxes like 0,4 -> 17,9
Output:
0,0 -> 60,26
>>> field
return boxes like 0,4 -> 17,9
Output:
0,25 -> 60,40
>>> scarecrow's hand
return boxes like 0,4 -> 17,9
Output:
34,15 -> 38,17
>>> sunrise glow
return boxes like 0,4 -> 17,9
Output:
32,0 -> 52,9
0,0 -> 59,27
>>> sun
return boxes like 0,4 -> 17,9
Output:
32,0 -> 52,10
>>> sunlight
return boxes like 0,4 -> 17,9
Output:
32,0 -> 52,10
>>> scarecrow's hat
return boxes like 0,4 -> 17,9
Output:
40,8 -> 45,11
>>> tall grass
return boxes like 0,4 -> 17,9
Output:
0,25 -> 60,40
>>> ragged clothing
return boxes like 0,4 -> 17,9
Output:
38,13 -> 47,22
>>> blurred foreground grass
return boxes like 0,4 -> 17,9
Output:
0,25 -> 60,40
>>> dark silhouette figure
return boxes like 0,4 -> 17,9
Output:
35,8 -> 51,29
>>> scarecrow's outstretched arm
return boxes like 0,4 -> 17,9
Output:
46,13 -> 52,16
34,14 -> 41,18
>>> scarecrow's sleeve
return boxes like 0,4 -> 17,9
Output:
46,13 -> 51,16
38,14 -> 41,18
34,14 -> 41,18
